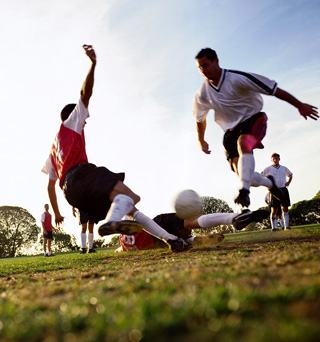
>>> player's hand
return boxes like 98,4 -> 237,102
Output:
83,44 -> 97,64
55,214 -> 64,227
200,140 -> 211,154
298,103 -> 318,121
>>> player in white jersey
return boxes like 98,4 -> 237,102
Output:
262,153 -> 293,230
193,48 -> 318,208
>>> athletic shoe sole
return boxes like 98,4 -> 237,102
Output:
232,210 -> 269,231
98,220 -> 143,236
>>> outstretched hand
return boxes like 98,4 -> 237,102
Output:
55,214 -> 65,227
200,140 -> 211,154
298,103 -> 318,121
83,44 -> 97,64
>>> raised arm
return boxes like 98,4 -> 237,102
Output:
274,88 -> 318,121
80,44 -> 97,108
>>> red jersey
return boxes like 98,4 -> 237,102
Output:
119,231 -> 155,251
42,212 -> 53,231
50,124 -> 88,188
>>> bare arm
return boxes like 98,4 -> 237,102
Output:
285,175 -> 293,187
196,120 -> 211,154
47,179 -> 64,226
80,44 -> 97,108
274,88 -> 318,121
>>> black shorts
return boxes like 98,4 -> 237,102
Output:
151,213 -> 192,247
223,112 -> 267,171
44,231 -> 53,240
270,187 -> 291,208
63,163 -> 125,224
78,210 -> 95,225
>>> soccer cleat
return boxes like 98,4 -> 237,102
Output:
267,175 -> 285,202
284,227 -> 291,230
271,228 -> 279,232
80,248 -> 87,254
234,189 -> 250,207
88,249 -> 97,253
45,253 -> 49,257
166,238 -> 190,252
98,220 -> 143,236
232,209 -> 269,230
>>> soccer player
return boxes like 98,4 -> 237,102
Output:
42,45 -> 187,252
116,209 -> 269,252
193,48 -> 318,208
41,204 -> 57,257
262,153 -> 293,231
72,207 -> 96,254
265,193 -> 284,230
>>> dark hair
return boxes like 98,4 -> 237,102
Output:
195,48 -> 218,61
271,153 -> 280,159
60,103 -> 77,122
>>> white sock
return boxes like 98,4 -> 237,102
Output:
48,251 -> 52,256
198,213 -> 238,227
283,212 -> 289,228
270,214 -> 278,229
251,172 -> 273,188
238,153 -> 255,190
88,233 -> 94,249
280,218 -> 284,228
186,236 -> 195,244
132,211 -> 177,241
106,194 -> 134,222
81,233 -> 87,249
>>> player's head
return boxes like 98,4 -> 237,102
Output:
271,153 -> 280,165
44,204 -> 49,211
195,48 -> 218,62
195,48 -> 220,82
60,104 -> 76,122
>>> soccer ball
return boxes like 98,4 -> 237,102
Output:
174,189 -> 203,219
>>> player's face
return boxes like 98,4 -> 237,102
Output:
196,56 -> 219,82
272,156 -> 280,166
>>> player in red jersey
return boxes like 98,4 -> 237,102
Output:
41,204 -> 57,257
42,45 -> 188,252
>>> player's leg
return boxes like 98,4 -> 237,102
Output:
47,238 -> 52,256
270,206 -> 279,231
132,211 -> 189,252
43,236 -> 48,256
79,211 -> 88,254
88,222 -> 96,253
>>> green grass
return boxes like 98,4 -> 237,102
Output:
0,225 -> 320,342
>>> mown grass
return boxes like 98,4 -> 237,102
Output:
0,225 -> 320,342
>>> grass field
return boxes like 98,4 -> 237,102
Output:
0,225 -> 320,342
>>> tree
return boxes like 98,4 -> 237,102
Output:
0,206 -> 40,258
289,198 -> 320,226
107,235 -> 120,247
193,196 -> 235,235
313,190 -> 320,199
93,238 -> 107,248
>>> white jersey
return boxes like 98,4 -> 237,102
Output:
193,69 -> 277,131
261,165 -> 293,188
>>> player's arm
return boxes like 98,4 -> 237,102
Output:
80,44 -> 97,108
196,120 -> 211,154
285,175 -> 293,187
274,88 -> 318,121
47,178 -> 64,226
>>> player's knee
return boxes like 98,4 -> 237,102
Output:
238,134 -> 256,153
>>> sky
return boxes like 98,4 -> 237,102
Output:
0,0 -> 319,244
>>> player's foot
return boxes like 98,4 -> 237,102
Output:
234,189 -> 250,207
44,253 -> 49,257
88,249 -> 97,253
48,253 -> 54,257
284,227 -> 291,230
267,175 -> 285,202
80,248 -> 87,254
232,209 -> 269,230
167,238 -> 190,252
98,220 -> 143,236
271,228 -> 279,232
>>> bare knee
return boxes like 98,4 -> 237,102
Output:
237,134 -> 256,154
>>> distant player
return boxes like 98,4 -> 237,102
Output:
116,209 -> 269,252
265,193 -> 284,229
262,153 -> 293,231
193,48 -> 318,208
41,204 -> 57,257
42,45 -> 188,252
